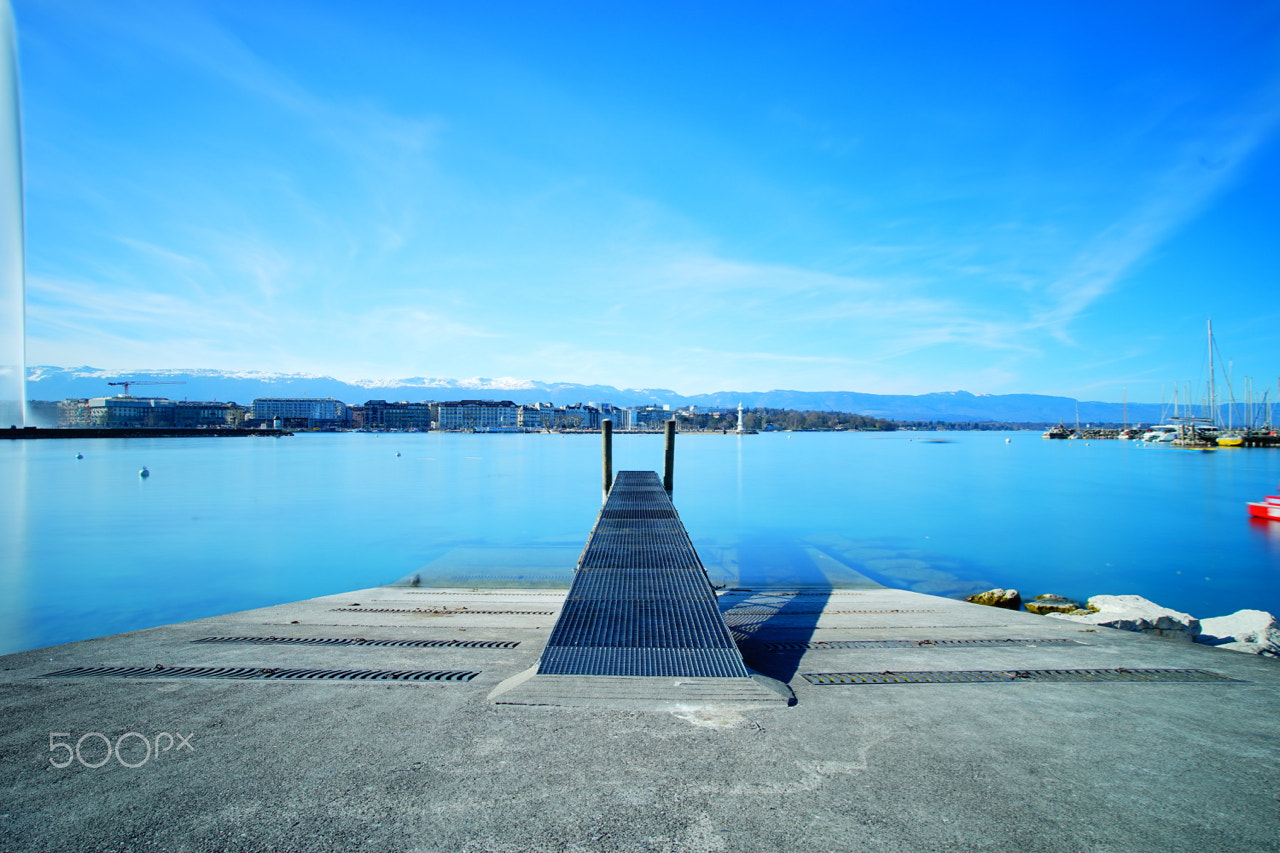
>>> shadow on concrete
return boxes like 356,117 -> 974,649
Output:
709,533 -> 861,683
719,587 -> 831,684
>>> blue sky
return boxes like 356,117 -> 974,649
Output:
12,0 -> 1280,401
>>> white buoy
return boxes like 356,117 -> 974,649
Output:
139,466 -> 150,478
75,452 -> 83,459
396,452 -> 401,457
1005,438 -> 1010,444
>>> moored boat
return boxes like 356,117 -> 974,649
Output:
1247,495 -> 1280,521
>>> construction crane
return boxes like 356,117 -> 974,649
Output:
107,381 -> 187,396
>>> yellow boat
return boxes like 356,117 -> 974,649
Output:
1217,434 -> 1244,447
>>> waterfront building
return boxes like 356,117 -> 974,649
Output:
359,400 -> 433,431
83,395 -> 177,428
175,401 -> 246,429
57,398 -> 90,428
595,402 -> 624,424
559,404 -> 601,430
58,397 -> 247,429
436,400 -> 519,430
627,406 -> 674,430
517,403 -> 554,429
250,397 -> 349,429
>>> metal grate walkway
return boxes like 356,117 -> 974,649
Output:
40,665 -> 479,682
801,668 -> 1244,685
536,471 -> 751,678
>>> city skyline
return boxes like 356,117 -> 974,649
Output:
13,1 -> 1280,403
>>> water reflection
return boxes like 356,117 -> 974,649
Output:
4,431 -> 1279,655
720,588 -> 831,682
0,441 -> 27,652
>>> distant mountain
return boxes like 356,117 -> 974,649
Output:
25,366 -> 1169,425
682,389 -> 1168,425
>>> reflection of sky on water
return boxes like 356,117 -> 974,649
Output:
2,431 -> 1278,655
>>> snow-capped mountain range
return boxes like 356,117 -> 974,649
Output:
25,366 -> 1169,424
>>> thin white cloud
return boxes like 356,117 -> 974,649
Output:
1034,80 -> 1280,338
26,270 -> 506,383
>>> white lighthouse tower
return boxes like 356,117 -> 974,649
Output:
737,402 -> 744,433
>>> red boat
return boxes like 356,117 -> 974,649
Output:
1248,495 -> 1280,521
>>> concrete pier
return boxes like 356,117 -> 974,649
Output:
2,579 -> 1278,852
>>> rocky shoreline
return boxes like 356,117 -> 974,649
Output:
964,588 -> 1280,658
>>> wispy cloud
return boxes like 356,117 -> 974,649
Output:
19,2 -> 1280,400
1033,79 -> 1280,338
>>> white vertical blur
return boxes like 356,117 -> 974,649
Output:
0,0 -> 25,428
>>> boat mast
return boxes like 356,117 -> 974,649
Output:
1207,318 -> 1216,427
1245,377 -> 1252,432
1227,361 -> 1233,432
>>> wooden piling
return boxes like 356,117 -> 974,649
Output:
602,419 -> 613,497
663,419 -> 676,493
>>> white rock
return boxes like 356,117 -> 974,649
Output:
1047,594 -> 1200,641
1197,609 -> 1280,657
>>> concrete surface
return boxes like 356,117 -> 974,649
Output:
2,583 -> 1278,853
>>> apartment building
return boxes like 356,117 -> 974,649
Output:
66,397 -> 246,429
359,400 -> 433,430
82,396 -> 177,428
250,397 -> 349,428
436,400 -> 519,430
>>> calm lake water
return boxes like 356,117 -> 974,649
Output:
3,430 -> 1278,655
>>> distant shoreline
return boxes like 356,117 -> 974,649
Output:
3,426 -> 293,440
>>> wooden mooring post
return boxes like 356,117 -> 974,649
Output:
601,419 -> 613,498
663,419 -> 676,494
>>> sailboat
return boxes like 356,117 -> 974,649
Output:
1169,320 -> 1218,448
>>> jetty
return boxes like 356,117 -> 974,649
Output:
489,468 -> 790,707
2,425 -> 1278,852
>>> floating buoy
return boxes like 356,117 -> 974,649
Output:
75,453 -> 83,459
396,452 -> 401,457
139,466 -> 150,478
1005,438 -> 1010,444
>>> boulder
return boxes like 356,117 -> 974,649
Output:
1025,594 -> 1084,615
965,588 -> 1022,610
1047,594 -> 1200,641
1196,610 -> 1280,657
